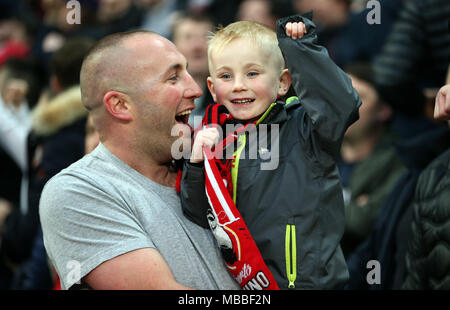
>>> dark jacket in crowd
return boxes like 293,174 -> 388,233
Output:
403,147 -> 450,289
373,0 -> 450,116
345,125 -> 450,289
0,148 -> 22,205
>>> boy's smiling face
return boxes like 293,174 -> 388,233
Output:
207,38 -> 290,120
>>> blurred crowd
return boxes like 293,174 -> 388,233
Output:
0,0 -> 449,290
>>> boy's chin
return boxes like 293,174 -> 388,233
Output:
230,108 -> 268,122
225,103 -> 269,120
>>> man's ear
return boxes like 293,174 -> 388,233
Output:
103,91 -> 133,121
207,76 -> 217,103
277,69 -> 292,98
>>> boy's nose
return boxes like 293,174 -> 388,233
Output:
232,77 -> 247,92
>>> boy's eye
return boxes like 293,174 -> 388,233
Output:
247,71 -> 259,77
219,73 -> 231,80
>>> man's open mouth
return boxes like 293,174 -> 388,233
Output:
231,98 -> 255,105
175,109 -> 192,124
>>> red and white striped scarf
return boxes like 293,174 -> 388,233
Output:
201,104 -> 279,290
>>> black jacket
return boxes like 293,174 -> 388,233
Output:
181,14 -> 361,289
403,146 -> 450,289
373,0 -> 450,116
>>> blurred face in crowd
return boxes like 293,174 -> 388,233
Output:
294,0 -> 349,27
1,77 -> 29,108
97,0 -> 132,23
173,19 -> 212,81
0,19 -> 28,43
134,0 -> 163,9
237,0 -> 277,29
344,75 -> 388,142
293,0 -> 316,14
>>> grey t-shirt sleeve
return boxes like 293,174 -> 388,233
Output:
39,173 -> 154,290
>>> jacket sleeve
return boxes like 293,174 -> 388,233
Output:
276,13 -> 361,159
180,161 -> 210,228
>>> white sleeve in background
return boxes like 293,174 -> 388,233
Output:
0,100 -> 31,172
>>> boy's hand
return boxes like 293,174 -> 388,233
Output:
434,84 -> 450,121
285,22 -> 307,39
190,127 -> 220,163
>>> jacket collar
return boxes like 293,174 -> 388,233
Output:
256,96 -> 300,125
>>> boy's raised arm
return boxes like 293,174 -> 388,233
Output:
277,14 -> 361,159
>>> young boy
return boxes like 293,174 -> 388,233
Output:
180,14 -> 361,289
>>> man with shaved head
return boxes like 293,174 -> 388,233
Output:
39,31 -> 240,290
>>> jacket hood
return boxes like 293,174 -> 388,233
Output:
31,86 -> 87,136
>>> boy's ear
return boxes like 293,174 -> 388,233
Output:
207,76 -> 217,103
103,91 -> 133,121
277,69 -> 292,97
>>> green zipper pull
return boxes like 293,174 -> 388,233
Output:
231,134 -> 246,203
285,224 -> 297,288
288,280 -> 295,288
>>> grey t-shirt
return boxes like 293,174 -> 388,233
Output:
39,143 -> 239,290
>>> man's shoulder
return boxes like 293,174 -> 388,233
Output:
40,151 -> 111,208
48,144 -> 119,183
44,153 -> 99,188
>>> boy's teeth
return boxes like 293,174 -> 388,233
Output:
232,99 -> 253,104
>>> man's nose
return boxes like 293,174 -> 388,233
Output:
184,73 -> 203,99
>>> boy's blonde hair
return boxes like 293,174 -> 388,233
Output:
207,21 -> 285,73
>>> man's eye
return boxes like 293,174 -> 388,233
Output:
168,75 -> 179,82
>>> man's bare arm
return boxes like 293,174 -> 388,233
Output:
83,248 -> 194,290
